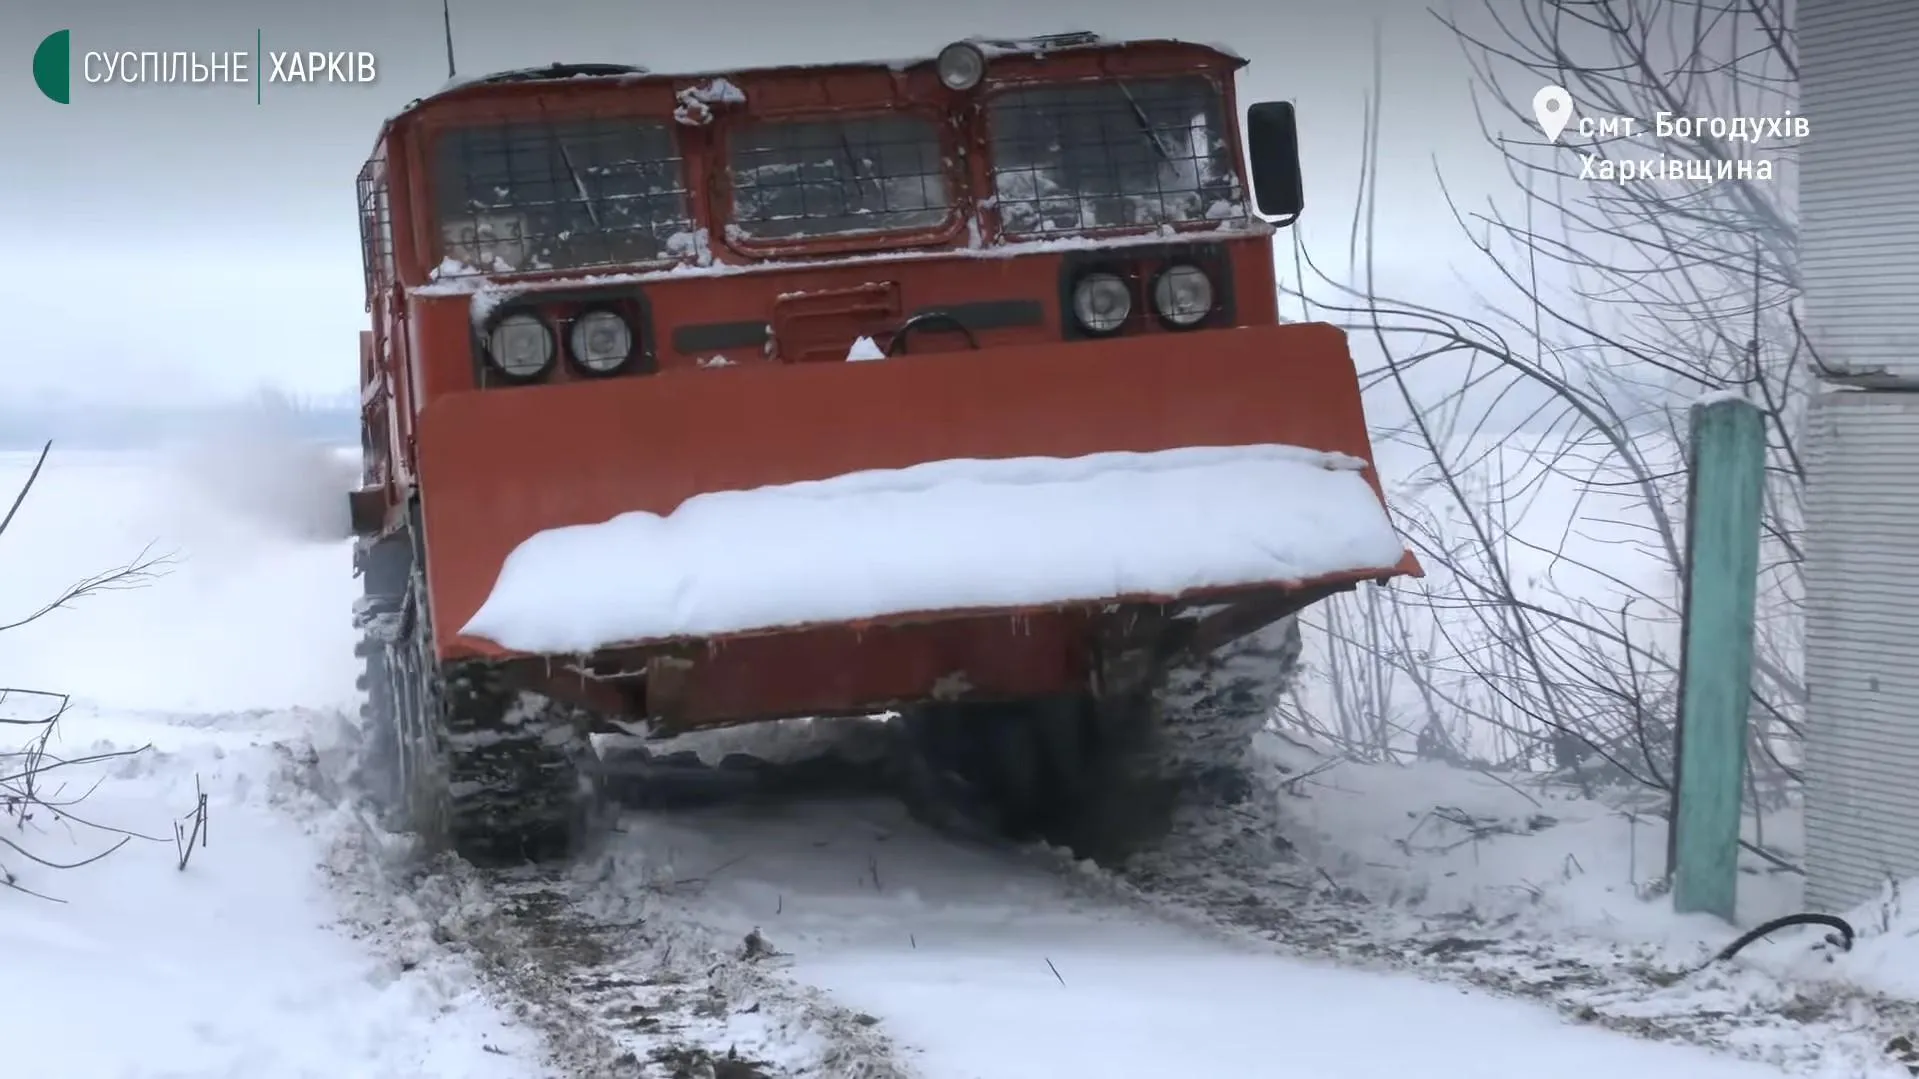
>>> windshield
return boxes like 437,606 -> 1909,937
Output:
988,77 -> 1244,236
727,115 -> 952,240
433,118 -> 693,274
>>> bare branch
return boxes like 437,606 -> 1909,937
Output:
1281,0 -> 1802,838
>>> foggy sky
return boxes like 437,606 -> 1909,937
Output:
1,0 -> 1505,405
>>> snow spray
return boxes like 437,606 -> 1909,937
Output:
162,391 -> 359,544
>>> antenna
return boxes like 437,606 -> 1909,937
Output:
441,0 -> 457,79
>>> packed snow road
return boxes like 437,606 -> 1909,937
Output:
471,790 -> 1814,1078
2,445 -> 1913,1078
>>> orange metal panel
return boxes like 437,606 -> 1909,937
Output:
657,612 -> 1091,727
416,320 -> 1413,662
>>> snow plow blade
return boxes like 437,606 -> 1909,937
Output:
415,321 -> 1418,728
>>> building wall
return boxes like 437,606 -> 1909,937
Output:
1804,392 -> 1919,909
1799,0 -> 1919,381
1800,0 -> 1919,911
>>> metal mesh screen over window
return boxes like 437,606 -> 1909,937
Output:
988,77 -> 1245,235
728,115 -> 952,240
434,119 -> 692,274
357,158 -> 393,308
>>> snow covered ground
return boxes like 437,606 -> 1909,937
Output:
5,443 -> 1919,1078
558,796 -> 1836,1079
1167,733 -> 1919,1049
0,705 -> 547,1079
1,445 -> 544,1077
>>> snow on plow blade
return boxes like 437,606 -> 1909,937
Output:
416,321 -> 1418,723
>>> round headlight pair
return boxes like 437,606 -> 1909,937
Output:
485,310 -> 634,378
1069,264 -> 1216,335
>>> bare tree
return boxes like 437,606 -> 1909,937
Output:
1280,0 -> 1803,836
2,442 -> 174,900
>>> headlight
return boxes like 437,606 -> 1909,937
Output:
486,312 -> 554,378
1071,272 -> 1133,335
936,42 -> 985,91
568,309 -> 634,373
1152,265 -> 1215,327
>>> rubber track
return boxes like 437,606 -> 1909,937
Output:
1153,615 -> 1305,796
891,614 -> 1306,863
430,657 -> 589,865
360,570 -> 591,866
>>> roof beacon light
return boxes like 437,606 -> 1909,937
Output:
936,42 -> 986,91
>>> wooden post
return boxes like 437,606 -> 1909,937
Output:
1669,395 -> 1768,922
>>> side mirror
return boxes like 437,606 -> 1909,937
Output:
1245,101 -> 1304,220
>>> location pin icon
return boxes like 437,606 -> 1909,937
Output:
1532,85 -> 1574,142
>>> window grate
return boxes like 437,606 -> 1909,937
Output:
433,118 -> 694,276
728,115 -> 953,241
356,157 -> 393,308
988,77 -> 1245,236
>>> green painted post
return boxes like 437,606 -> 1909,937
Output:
1669,395 -> 1768,922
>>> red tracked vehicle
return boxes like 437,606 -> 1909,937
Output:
348,33 -> 1418,863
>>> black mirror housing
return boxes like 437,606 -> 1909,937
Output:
1245,101 -> 1304,220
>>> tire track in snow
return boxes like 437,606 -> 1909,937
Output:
300,723 -> 910,1079
435,850 -> 910,1079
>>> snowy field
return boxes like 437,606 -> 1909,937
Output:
4,443 -> 1919,1078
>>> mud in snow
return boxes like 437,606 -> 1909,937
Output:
299,721 -> 909,1079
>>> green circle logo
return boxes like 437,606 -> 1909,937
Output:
34,30 -> 71,105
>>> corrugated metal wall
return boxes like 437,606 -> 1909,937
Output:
1805,392 -> 1919,910
1801,0 -> 1919,909
1799,0 -> 1919,381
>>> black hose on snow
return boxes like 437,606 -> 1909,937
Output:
1711,912 -> 1855,963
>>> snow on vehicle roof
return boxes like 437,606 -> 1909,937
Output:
435,62 -> 650,93
459,444 -> 1409,655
